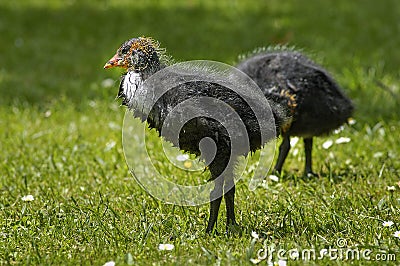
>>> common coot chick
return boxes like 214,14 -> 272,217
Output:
104,37 -> 290,233
237,49 -> 354,176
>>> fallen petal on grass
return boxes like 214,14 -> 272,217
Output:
322,140 -> 333,149
268,175 -> 279,182
373,152 -> 384,158
335,137 -> 351,144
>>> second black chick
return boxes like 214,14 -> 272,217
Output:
237,49 -> 354,176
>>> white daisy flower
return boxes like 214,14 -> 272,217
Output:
382,221 -> 394,227
348,118 -> 356,125
387,186 -> 396,191
44,110 -> 52,118
277,260 -> 287,266
322,140 -> 333,149
251,231 -> 259,239
176,154 -> 189,161
393,231 -> 400,238
268,175 -> 279,182
103,261 -> 115,266
158,243 -> 174,251
335,137 -> 351,144
21,195 -> 34,202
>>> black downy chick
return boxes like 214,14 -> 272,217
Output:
237,49 -> 354,176
104,37 -> 290,233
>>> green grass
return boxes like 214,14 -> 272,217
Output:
1,0 -> 400,265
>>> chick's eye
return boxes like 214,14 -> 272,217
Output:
120,46 -> 131,55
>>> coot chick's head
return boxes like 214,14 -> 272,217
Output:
104,37 -> 162,73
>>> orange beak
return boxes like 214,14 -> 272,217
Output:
104,53 -> 124,69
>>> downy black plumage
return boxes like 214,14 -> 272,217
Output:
104,37 -> 289,233
236,48 -> 354,175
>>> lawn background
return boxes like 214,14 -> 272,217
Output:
1,0 -> 399,265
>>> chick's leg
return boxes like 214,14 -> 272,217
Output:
304,137 -> 317,176
274,134 -> 291,173
206,176 -> 224,234
224,175 -> 237,229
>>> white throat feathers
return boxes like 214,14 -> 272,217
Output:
119,71 -> 155,120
